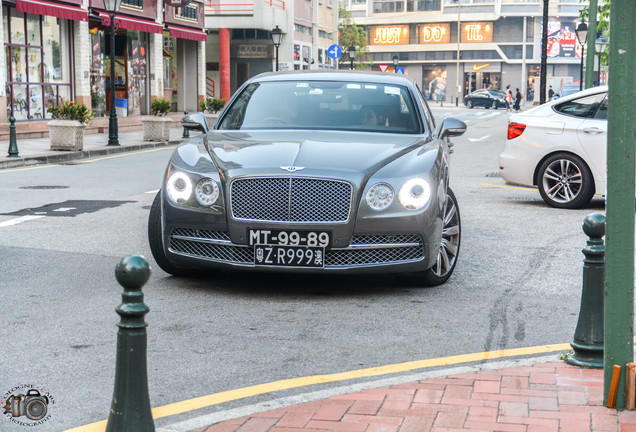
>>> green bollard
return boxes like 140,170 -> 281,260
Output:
105,255 -> 155,432
566,213 -> 605,369
182,110 -> 189,139
8,116 -> 19,158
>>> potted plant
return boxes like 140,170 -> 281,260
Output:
143,97 -> 172,141
47,100 -> 94,151
200,97 -> 226,128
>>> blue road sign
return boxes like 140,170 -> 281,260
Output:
395,67 -> 405,74
327,44 -> 342,60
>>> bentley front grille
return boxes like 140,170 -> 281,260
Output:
230,177 -> 353,223
169,229 -> 424,268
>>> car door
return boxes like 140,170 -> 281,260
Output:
576,93 -> 608,181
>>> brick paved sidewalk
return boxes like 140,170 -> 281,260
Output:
192,361 -> 636,432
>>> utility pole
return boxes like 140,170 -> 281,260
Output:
604,0 -> 636,410
584,0 -> 598,88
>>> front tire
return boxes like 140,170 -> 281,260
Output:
148,192 -> 192,276
467,100 -> 474,109
419,188 -> 461,287
537,153 -> 595,209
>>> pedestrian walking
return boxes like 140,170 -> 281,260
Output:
548,85 -> 555,100
506,90 -> 513,113
513,88 -> 522,112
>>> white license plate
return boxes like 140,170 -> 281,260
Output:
248,229 -> 331,247
254,245 -> 325,268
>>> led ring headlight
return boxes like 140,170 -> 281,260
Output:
166,171 -> 193,204
366,183 -> 394,211
399,178 -> 431,210
195,178 -> 220,206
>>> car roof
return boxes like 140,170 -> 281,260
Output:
247,70 -> 419,87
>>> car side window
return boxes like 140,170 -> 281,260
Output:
415,83 -> 435,132
553,93 -> 606,119
594,95 -> 608,120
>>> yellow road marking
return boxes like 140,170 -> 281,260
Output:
0,147 -> 175,173
64,342 -> 571,432
480,182 -> 536,192
480,182 -> 604,197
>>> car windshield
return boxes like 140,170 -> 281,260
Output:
218,80 -> 421,134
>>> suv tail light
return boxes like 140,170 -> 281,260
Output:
507,122 -> 526,140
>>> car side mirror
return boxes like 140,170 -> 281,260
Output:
437,117 -> 467,140
182,112 -> 209,133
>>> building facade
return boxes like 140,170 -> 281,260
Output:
203,0 -> 339,99
349,0 -> 597,104
1,0 -> 205,133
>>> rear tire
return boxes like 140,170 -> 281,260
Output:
537,153 -> 595,209
148,192 -> 192,276
418,188 -> 461,287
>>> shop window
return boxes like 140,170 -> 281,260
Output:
4,9 -> 71,121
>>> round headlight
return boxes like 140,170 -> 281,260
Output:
366,183 -> 394,211
399,178 -> 431,210
166,172 -> 193,204
195,178 -> 220,206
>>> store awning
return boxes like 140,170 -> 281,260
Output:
99,12 -> 163,34
16,0 -> 88,21
167,25 -> 207,42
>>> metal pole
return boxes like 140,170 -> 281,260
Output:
566,213 -> 605,369
455,0 -> 461,106
108,16 -> 120,146
106,255 -> 154,432
580,45 -> 584,91
585,0 -> 598,89
7,116 -> 19,157
539,0 -> 548,104
604,0 -> 636,410
275,45 -> 279,72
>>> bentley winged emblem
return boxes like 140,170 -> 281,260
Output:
280,166 -> 305,173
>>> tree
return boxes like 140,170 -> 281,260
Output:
579,0 -> 611,65
338,3 -> 372,69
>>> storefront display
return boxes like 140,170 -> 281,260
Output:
4,9 -> 71,121
422,66 -> 446,101
89,25 -> 149,117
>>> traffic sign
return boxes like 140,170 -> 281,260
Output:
378,64 -> 389,72
395,67 -> 405,74
327,45 -> 342,60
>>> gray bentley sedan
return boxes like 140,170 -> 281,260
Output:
148,71 -> 467,286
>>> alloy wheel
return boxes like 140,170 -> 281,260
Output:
541,158 -> 584,204
431,192 -> 460,278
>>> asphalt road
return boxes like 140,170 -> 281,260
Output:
0,107 -> 605,431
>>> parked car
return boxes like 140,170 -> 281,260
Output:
499,85 -> 608,209
149,71 -> 467,286
464,89 -> 507,109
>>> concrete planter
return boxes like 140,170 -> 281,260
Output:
48,120 -> 86,151
142,116 -> 172,141
204,113 -> 219,129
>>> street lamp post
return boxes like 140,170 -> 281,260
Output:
348,46 -> 356,70
104,0 -> 122,146
595,35 -> 608,85
393,54 -> 399,72
576,22 -> 588,92
271,25 -> 283,72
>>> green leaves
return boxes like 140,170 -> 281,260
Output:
46,100 -> 94,124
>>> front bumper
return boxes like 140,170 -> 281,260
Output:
161,199 -> 442,273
